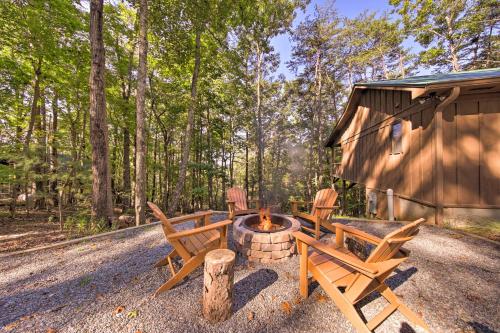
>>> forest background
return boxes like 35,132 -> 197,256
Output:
0,0 -> 497,236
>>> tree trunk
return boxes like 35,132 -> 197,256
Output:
254,43 -> 265,204
445,15 -> 461,72
89,0 -> 113,225
168,29 -> 202,216
398,51 -> 406,78
206,108 -> 214,208
122,127 -> 131,206
162,134 -> 170,210
314,49 -> 324,188
203,249 -> 235,323
50,92 -> 59,207
221,144 -> 226,209
33,88 -> 47,210
229,117 -> 234,188
24,59 -> 42,155
134,0 -> 148,225
244,130 -> 249,198
152,130 -> 158,201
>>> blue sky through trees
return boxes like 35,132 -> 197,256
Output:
271,0 -> 427,79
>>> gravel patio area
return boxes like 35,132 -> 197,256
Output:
1,215 -> 499,333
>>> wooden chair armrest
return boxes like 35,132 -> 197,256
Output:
295,212 -> 317,222
315,205 -> 339,210
332,223 -> 382,245
289,200 -> 310,205
168,211 -> 213,225
292,231 -> 378,276
168,220 -> 232,240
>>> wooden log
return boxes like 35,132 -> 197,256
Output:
202,249 -> 235,323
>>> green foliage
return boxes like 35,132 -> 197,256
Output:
79,276 -> 93,287
390,0 -> 499,71
0,0 -> 497,227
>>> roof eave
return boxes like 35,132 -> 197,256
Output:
324,76 -> 500,148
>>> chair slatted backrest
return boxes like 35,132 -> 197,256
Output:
227,187 -> 248,211
147,202 -> 177,238
366,218 -> 425,263
311,188 -> 338,220
345,218 -> 426,303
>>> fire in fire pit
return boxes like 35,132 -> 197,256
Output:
233,213 -> 301,263
259,208 -> 273,231
243,209 -> 292,233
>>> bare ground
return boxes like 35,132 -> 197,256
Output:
0,210 -> 68,253
0,216 -> 499,333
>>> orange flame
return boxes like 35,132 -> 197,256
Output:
259,207 -> 273,231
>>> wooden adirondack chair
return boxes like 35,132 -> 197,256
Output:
293,218 -> 430,333
291,188 -> 339,239
226,187 -> 260,220
147,202 -> 232,296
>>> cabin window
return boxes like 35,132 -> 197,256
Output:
391,121 -> 403,154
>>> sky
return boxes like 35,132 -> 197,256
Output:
270,0 -> 425,79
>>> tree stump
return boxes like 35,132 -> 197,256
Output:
202,249 -> 235,323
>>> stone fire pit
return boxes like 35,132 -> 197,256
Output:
233,214 -> 301,263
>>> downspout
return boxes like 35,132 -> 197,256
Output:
434,86 -> 460,225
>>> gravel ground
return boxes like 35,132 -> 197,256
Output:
1,215 -> 499,333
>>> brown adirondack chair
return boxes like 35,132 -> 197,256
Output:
293,218 -> 430,333
147,202 -> 232,296
226,187 -> 260,220
291,188 -> 339,239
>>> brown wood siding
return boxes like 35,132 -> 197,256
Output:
443,93 -> 500,206
339,89 -> 420,193
420,104 -> 435,204
479,99 -> 500,205
338,88 -> 499,209
443,103 -> 458,204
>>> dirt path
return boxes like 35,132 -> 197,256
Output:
1,217 -> 499,333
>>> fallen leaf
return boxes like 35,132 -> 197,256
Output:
4,315 -> 32,331
4,322 -> 18,331
96,293 -> 105,301
47,329 -> 57,333
127,310 -> 139,319
271,295 -> 276,301
280,301 -> 292,315
247,311 -> 254,321
135,331 -> 143,333
315,294 -> 328,303
113,306 -> 125,317
292,295 -> 302,305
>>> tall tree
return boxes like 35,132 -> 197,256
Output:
391,0 -> 498,71
289,4 -> 341,191
236,0 -> 305,203
89,0 -> 113,224
135,0 -> 148,225
168,29 -> 202,216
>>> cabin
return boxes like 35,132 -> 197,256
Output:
325,68 -> 500,224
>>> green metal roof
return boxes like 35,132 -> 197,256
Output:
355,67 -> 500,88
